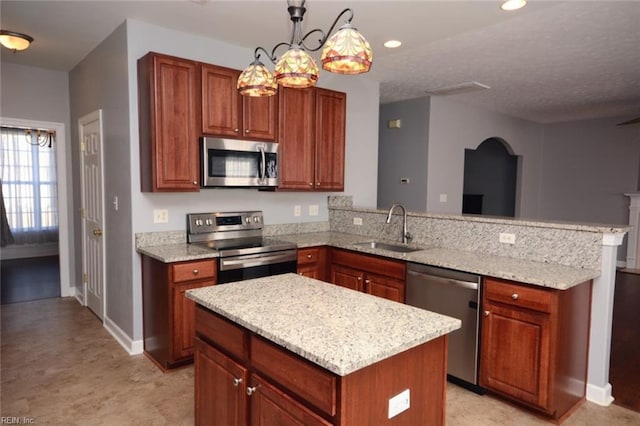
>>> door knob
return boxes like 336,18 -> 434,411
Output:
93,229 -> 103,236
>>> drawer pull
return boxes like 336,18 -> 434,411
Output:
232,378 -> 242,387
484,311 -> 490,317
246,386 -> 257,396
307,254 -> 312,259
193,269 -> 199,275
511,293 -> 519,300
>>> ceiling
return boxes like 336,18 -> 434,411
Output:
1,0 -> 639,123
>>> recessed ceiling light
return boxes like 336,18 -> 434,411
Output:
501,0 -> 527,11
384,40 -> 402,49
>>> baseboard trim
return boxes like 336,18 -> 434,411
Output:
586,383 -> 614,406
104,316 -> 144,355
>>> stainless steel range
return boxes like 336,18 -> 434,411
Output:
187,211 -> 297,284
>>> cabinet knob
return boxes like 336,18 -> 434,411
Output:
246,386 -> 257,396
484,311 -> 490,317
193,181 -> 197,185
365,279 -> 370,284
232,378 -> 242,387
511,293 -> 519,300
317,182 -> 320,186
357,277 -> 362,281
234,128 -> 239,133
245,129 -> 250,133
308,182 -> 313,186
192,269 -> 199,275
306,254 -> 312,259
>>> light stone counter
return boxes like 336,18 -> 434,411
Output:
136,242 -> 218,262
186,274 -> 461,376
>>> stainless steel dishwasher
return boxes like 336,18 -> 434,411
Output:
406,263 -> 484,393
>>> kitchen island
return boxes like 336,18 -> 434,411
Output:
186,273 -> 461,425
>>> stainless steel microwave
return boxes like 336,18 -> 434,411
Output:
201,137 -> 278,188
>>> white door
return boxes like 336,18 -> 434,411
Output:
79,110 -> 105,320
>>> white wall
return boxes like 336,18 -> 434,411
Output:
427,96 -> 544,217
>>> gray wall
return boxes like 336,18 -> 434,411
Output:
377,97 -> 430,211
65,19 -> 381,344
69,22 -> 133,335
0,62 -> 74,280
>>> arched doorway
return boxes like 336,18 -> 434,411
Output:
463,138 -> 518,217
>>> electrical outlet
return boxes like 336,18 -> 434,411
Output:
153,209 -> 169,224
294,205 -> 301,217
309,204 -> 319,216
353,217 -> 363,226
499,232 -> 516,244
439,193 -> 448,202
388,389 -> 410,419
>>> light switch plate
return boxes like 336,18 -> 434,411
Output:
153,209 -> 168,224
309,204 -> 319,216
294,205 -> 301,217
499,232 -> 516,244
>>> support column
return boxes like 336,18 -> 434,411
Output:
586,232 -> 625,405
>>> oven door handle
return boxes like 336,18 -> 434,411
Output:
219,250 -> 297,271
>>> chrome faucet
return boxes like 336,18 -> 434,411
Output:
385,203 -> 412,244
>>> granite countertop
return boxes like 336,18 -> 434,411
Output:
186,274 -> 461,376
137,231 -> 599,290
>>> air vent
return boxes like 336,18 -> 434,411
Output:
425,81 -> 490,96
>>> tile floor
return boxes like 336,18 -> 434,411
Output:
1,298 -> 639,425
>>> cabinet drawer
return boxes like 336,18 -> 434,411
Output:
250,335 -> 336,417
172,260 -> 215,283
195,306 -> 248,361
484,278 -> 555,313
331,248 -> 405,280
298,247 -> 322,266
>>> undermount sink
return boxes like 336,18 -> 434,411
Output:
353,241 -> 422,253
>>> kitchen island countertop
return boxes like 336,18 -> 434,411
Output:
186,273 -> 461,376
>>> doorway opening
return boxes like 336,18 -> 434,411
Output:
0,117 -> 71,303
462,137 -> 518,217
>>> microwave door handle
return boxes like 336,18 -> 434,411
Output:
258,146 -> 266,183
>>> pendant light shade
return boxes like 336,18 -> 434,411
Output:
321,23 -> 372,74
237,59 -> 278,97
0,30 -> 33,52
274,47 -> 319,88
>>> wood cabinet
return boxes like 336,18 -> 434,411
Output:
138,52 -> 200,192
200,63 -> 277,141
297,246 -> 328,281
194,304 -> 447,425
479,277 -> 592,421
330,248 -> 406,303
278,87 -> 345,191
141,256 -> 216,370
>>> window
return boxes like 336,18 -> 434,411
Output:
1,126 -> 58,245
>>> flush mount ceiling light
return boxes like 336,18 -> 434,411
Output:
237,0 -> 373,97
383,40 -> 402,49
501,0 -> 527,11
0,30 -> 34,52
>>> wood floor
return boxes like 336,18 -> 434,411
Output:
1,255 -> 60,304
610,270 -> 640,412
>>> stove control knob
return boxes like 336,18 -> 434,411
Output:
253,216 -> 260,223
195,219 -> 203,226
245,217 -> 251,223
205,219 -> 213,226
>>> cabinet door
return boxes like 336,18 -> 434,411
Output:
314,88 -> 345,191
297,247 -> 327,281
195,337 -> 247,426
479,300 -> 551,410
278,87 -> 316,189
249,375 -> 332,426
201,64 -> 242,137
138,53 -> 200,191
365,273 -> 405,303
243,95 -> 278,140
330,264 -> 364,292
172,281 -> 214,361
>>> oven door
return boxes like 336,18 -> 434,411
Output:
217,249 -> 297,284
202,137 -> 278,187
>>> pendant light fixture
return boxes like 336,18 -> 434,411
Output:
237,0 -> 373,96
0,30 -> 34,52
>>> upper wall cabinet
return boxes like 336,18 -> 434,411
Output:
278,87 -> 346,191
200,64 -> 277,141
138,52 -> 200,192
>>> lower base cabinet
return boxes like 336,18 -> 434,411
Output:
479,277 -> 592,421
194,305 -> 448,425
